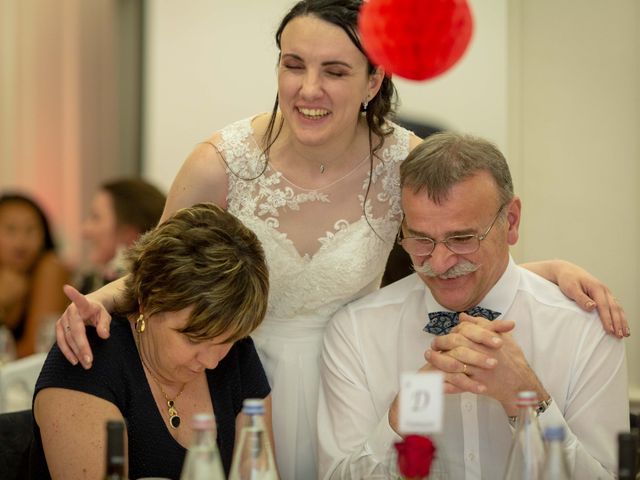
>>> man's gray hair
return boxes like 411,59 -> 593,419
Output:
400,132 -> 514,206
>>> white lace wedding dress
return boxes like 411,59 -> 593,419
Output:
219,117 -> 411,480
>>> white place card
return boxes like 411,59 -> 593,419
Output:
398,371 -> 444,434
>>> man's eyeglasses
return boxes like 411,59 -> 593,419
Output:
397,203 -> 507,257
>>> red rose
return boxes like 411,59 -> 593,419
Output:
394,435 -> 436,479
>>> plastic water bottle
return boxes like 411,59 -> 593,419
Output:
180,412 -> 225,480
503,391 -> 545,480
540,426 -> 571,480
229,398 -> 278,480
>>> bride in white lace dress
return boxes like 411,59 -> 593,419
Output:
213,113 -> 410,479
54,1 -> 627,479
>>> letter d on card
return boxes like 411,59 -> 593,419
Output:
398,372 -> 443,434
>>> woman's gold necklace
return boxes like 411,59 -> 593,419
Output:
145,368 -> 186,429
136,331 -> 186,429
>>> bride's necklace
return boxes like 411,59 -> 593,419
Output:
318,154 -> 366,175
282,153 -> 370,192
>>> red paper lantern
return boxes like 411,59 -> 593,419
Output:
359,0 -> 474,81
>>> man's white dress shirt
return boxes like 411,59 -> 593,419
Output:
318,257 -> 628,479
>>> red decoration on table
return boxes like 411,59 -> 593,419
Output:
394,434 -> 436,479
358,0 -> 474,81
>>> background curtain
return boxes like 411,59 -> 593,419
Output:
0,0 -> 143,266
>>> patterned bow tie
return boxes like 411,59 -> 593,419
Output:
424,306 -> 501,336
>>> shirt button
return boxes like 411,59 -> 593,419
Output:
464,402 -> 473,412
467,452 -> 476,461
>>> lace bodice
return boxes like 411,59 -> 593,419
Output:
220,117 -> 410,328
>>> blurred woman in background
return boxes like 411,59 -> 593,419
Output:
0,193 -> 69,357
79,178 -> 165,294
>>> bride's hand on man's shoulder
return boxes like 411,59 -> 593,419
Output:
554,261 -> 629,338
55,284 -> 112,369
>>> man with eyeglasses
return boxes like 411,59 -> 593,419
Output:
317,132 -> 628,479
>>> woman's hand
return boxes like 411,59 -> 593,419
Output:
55,285 -> 112,369
523,260 -> 629,338
554,261 -> 628,338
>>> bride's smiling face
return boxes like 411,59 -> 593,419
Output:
277,15 -> 381,147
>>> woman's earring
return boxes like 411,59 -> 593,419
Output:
362,99 -> 369,112
135,314 -> 146,333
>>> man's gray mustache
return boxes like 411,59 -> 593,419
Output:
413,260 -> 479,278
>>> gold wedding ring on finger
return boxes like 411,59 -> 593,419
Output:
462,363 -> 468,375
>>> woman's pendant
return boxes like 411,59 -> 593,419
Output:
167,400 -> 181,429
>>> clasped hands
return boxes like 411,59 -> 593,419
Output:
424,314 -> 547,417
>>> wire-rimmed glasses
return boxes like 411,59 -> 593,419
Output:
397,203 -> 507,257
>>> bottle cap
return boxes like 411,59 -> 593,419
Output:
544,425 -> 566,441
191,412 -> 216,430
516,390 -> 538,406
242,398 -> 265,415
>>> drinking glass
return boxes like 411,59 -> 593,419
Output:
35,314 -> 59,353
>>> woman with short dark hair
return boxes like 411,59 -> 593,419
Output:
34,203 -> 271,479
80,178 -> 165,293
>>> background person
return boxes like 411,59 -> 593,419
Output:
78,177 -> 165,294
33,203 -> 272,479
54,1 -> 627,478
318,132 -> 628,479
0,193 -> 69,357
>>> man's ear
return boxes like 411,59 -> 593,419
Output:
506,197 -> 521,246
